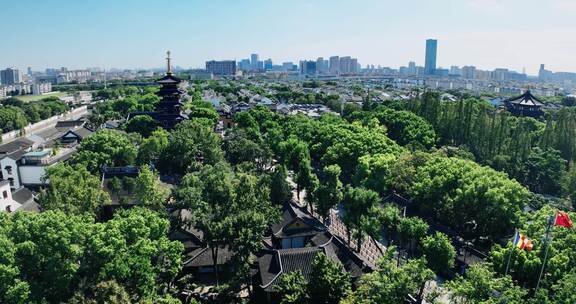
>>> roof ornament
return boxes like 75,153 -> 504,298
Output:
166,51 -> 172,75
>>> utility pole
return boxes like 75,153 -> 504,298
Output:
536,215 -> 555,291
504,229 -> 516,276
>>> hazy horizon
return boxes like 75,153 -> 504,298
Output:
2,0 -> 575,75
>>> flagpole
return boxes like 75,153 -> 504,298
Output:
536,215 -> 554,291
504,229 -> 516,276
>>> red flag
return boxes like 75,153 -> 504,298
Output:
555,212 -> 573,228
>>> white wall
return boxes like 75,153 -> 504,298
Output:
0,157 -> 20,189
0,182 -> 20,212
18,166 -> 46,186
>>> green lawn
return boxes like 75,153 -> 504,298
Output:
13,91 -> 68,102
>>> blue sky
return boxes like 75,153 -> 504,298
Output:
1,0 -> 575,74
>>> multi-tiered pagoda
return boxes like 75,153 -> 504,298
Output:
127,51 -> 188,129
504,90 -> 545,118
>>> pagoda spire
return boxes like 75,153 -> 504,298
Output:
166,50 -> 172,75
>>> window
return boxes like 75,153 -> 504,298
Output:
2,191 -> 7,199
5,166 -> 12,175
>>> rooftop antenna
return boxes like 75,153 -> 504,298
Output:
166,50 -> 172,75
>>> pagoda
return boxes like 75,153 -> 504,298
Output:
127,51 -> 188,129
504,90 -> 545,118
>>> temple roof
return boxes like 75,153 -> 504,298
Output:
505,90 -> 544,107
156,73 -> 181,84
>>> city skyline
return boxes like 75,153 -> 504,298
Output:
2,0 -> 576,74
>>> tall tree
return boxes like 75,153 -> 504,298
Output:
124,115 -> 158,138
276,271 -> 309,304
341,248 -> 434,304
133,165 -> 170,210
314,164 -> 343,221
342,187 -> 382,252
270,165 -> 291,205
421,232 -> 456,276
308,253 -> 351,304
160,120 -> 224,174
39,164 -> 111,216
71,130 -> 137,173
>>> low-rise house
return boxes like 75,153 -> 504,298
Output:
0,180 -> 38,213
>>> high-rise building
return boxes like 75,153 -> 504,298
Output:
350,58 -> 358,74
408,61 -> 417,75
0,68 -> 22,85
424,39 -> 437,75
264,59 -> 273,71
206,60 -> 237,76
492,68 -> 509,81
461,66 -> 476,79
300,60 -> 317,75
282,62 -> 295,71
27,67 -> 32,76
449,66 -> 461,76
316,57 -> 329,74
250,54 -> 259,70
329,56 -> 340,74
340,56 -> 352,74
238,59 -> 251,71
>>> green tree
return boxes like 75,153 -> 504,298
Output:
68,280 -> 131,304
187,101 -> 219,126
380,204 -> 401,246
314,164 -> 343,221
342,187 -> 382,252
124,115 -> 158,137
421,232 -> 456,276
561,164 -> 576,209
397,216 -> 429,256
353,153 -> 396,195
447,263 -> 526,304
276,271 -> 309,304
71,130 -> 137,173
137,128 -> 169,165
160,120 -> 224,174
408,155 -> 529,239
133,166 -> 169,210
520,147 -> 566,195
87,208 -> 183,300
6,211 -> 90,303
308,253 -> 350,304
107,177 -> 122,196
341,248 -> 434,304
0,106 -> 28,132
40,164 -> 111,216
270,165 -> 291,205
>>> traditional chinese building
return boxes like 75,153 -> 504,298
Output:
504,90 -> 545,118
128,51 -> 189,129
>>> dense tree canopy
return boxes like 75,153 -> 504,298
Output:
39,164 -> 111,216
160,120 -> 224,174
0,208 -> 182,303
406,155 -> 530,239
71,130 -> 138,173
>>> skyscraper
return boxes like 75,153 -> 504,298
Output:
424,39 -> 437,75
408,61 -> 416,75
250,54 -> 259,70
264,59 -> 273,71
0,68 -> 21,85
329,56 -> 340,75
300,60 -> 317,75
